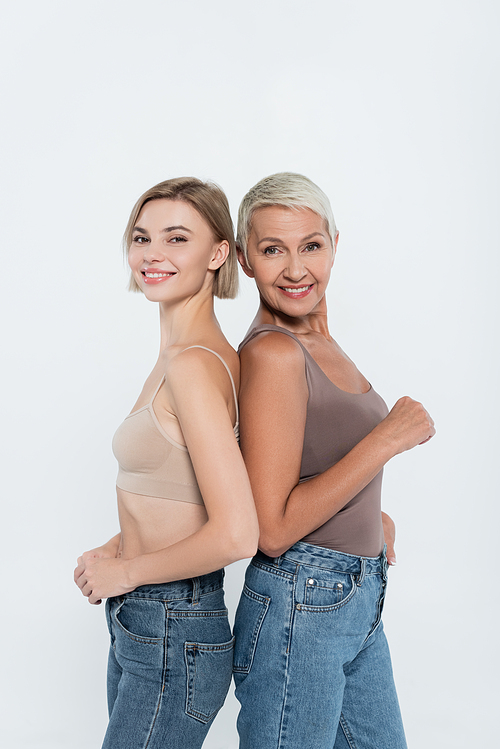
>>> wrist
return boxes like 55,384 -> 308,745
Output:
370,423 -> 399,461
123,557 -> 144,592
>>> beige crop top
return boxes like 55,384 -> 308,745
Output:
112,346 -> 239,505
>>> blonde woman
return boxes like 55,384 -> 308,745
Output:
74,178 -> 258,749
232,173 -> 435,749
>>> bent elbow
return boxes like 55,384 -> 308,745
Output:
258,531 -> 289,559
223,522 -> 259,564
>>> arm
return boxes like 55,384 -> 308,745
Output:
76,349 -> 259,604
239,333 -> 435,558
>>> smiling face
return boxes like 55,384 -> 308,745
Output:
128,198 -> 228,304
239,206 -> 337,319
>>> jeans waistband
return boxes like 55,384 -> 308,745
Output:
255,541 -> 387,577
123,569 -> 224,602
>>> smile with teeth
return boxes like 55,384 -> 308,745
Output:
141,269 -> 176,285
278,284 -> 314,297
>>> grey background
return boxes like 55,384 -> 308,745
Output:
1,1 -> 498,746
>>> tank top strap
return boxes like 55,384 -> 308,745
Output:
238,324 -> 315,387
183,345 -> 239,427
240,323 -> 316,358
238,324 -> 307,353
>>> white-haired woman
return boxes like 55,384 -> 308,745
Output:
232,173 -> 434,749
74,178 -> 258,749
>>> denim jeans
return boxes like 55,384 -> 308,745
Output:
102,569 -> 234,749
233,542 -> 407,749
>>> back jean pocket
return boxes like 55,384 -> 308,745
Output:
232,584 -> 270,675
184,636 -> 235,724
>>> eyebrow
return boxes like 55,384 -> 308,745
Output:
257,232 -> 325,245
133,225 -> 193,234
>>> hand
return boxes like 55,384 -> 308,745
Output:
74,556 -> 134,605
381,511 -> 397,566
378,396 -> 435,456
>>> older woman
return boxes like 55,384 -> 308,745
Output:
232,173 -> 434,749
74,178 -> 258,749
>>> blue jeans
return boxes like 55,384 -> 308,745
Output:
103,569 -> 234,749
233,542 -> 407,749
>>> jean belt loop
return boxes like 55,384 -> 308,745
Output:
191,576 -> 200,605
357,558 -> 367,587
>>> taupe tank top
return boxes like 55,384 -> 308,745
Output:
112,346 -> 239,505
239,325 -> 388,556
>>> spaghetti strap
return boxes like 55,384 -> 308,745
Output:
183,345 -> 239,428
148,375 -> 166,405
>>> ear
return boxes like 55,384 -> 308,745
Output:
236,244 -> 255,278
208,240 -> 230,271
331,231 -> 339,267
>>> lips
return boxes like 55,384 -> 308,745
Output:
141,269 -> 176,285
278,284 -> 314,299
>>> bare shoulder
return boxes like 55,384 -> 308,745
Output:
167,344 -> 239,397
240,330 -> 304,373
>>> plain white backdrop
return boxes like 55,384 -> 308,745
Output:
1,1 -> 498,747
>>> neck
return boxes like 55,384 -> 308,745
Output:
158,290 -> 221,351
252,297 -> 332,339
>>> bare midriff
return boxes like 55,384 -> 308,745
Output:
116,487 -> 208,560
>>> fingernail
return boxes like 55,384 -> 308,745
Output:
388,557 -> 397,566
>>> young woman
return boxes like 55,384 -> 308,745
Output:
74,178 -> 258,749
232,173 -> 435,749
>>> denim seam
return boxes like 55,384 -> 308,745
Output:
143,608 -> 169,748
126,585 -> 223,603
277,571 -> 297,747
362,579 -> 387,644
285,558 -> 382,577
339,711 -> 357,749
252,560 -> 294,580
165,609 -> 229,619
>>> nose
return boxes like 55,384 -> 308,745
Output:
143,238 -> 165,263
284,252 -> 306,282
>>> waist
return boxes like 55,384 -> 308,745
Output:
117,487 -> 208,558
254,540 -> 387,577
119,569 -> 224,602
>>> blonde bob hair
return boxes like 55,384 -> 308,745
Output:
123,177 -> 238,299
237,172 -> 337,263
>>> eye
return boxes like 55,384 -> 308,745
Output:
170,235 -> 187,243
263,246 -> 281,256
132,235 -> 149,244
303,242 -> 320,252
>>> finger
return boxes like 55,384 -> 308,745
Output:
385,537 -> 396,565
81,580 -> 95,597
74,565 -> 84,584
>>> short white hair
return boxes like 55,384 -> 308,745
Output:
237,172 -> 337,262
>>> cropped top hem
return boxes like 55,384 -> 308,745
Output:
115,478 -> 204,505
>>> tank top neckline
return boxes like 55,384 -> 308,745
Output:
124,345 -> 240,452
242,324 -> 373,397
